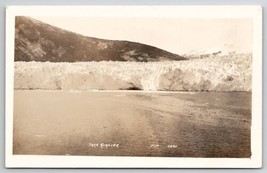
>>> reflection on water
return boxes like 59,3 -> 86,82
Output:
13,90 -> 251,157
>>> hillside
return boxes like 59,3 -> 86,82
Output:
15,16 -> 187,62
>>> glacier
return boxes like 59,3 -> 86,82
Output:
14,53 -> 252,91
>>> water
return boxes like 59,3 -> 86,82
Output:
13,90 -> 251,157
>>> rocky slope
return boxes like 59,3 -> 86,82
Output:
15,16 -> 186,62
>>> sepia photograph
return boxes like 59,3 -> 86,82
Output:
5,6 -> 262,168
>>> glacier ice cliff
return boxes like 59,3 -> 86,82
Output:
14,54 -> 252,91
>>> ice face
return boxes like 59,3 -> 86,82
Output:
14,53 -> 252,91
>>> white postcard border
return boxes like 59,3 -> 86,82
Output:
5,5 -> 262,168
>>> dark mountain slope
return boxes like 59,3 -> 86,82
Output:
15,16 -> 187,62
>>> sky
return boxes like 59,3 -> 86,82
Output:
33,17 -> 253,55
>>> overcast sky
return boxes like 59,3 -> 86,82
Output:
33,17 -> 253,55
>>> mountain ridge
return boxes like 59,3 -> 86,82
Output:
15,16 -> 187,62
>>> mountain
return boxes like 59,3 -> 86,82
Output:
182,44 -> 251,59
15,16 -> 187,62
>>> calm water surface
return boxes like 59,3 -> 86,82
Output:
13,90 -> 251,157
